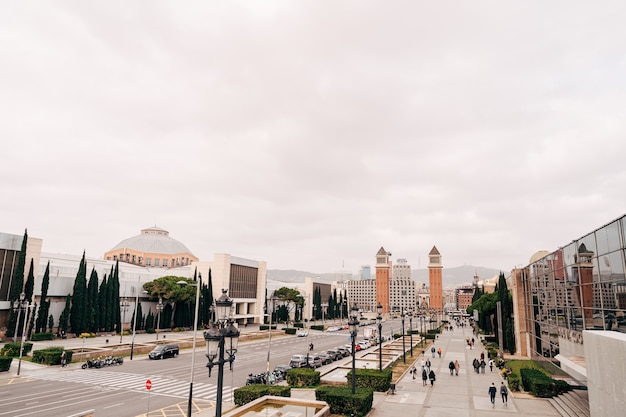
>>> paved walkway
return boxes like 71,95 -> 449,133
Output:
367,324 -> 560,417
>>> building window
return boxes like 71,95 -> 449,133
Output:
146,258 -> 152,266
154,259 -> 160,267
163,259 -> 168,267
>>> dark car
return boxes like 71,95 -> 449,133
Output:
317,353 -> 333,365
326,349 -> 342,361
273,365 -> 292,380
148,344 -> 179,360
336,347 -> 351,357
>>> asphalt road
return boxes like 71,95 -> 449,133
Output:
0,319 -> 415,417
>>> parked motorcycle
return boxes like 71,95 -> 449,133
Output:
82,356 -> 124,369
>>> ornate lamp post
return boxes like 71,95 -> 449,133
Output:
119,298 -> 130,343
155,297 -> 164,340
177,274 -> 203,417
348,305 -> 360,394
376,303 -> 383,371
12,292 -> 27,343
14,292 -> 33,376
408,310 -> 413,357
205,289 -> 240,417
400,310 -> 406,363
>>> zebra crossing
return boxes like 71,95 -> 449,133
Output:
29,369 -> 231,402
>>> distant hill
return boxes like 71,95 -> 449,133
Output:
267,265 -> 502,288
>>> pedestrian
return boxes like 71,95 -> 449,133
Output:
448,360 -> 455,375
480,351 -> 485,361
488,358 -> 494,372
60,350 -> 67,367
431,346 -> 436,358
437,347 -> 442,358
428,369 -> 436,386
488,382 -> 497,407
411,365 -> 416,380
471,337 -> 475,345
421,358 -> 426,371
421,368 -> 428,386
480,359 -> 486,374
425,358 -> 431,372
501,382 -> 509,405
454,360 -> 460,376
473,358 -> 480,374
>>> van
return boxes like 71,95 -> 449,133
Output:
289,354 -> 308,368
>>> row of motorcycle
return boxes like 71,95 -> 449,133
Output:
245,371 -> 282,385
81,355 -> 124,369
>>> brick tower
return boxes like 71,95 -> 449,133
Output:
375,247 -> 391,314
428,246 -> 443,311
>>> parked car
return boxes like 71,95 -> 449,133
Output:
148,344 -> 179,360
307,355 -> 323,368
358,341 -> 370,350
289,354 -> 308,368
273,365 -> 292,380
297,330 -> 309,337
326,349 -> 342,361
326,326 -> 342,332
317,353 -> 333,365
336,347 -> 351,357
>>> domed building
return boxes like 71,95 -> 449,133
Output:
104,226 -> 198,267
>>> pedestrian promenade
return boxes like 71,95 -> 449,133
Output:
367,324 -> 560,417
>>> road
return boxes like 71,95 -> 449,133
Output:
0,323 -> 398,417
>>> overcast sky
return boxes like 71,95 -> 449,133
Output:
2,1 -> 625,275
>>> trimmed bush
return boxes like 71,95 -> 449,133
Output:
259,325 -> 277,331
520,368 -> 569,398
286,367 -> 320,387
32,347 -> 73,365
507,372 -> 521,391
0,357 -> 12,372
315,385 -> 374,417
309,325 -> 324,331
293,322 -> 304,328
233,384 -> 290,406
283,328 -> 297,335
0,342 -> 33,357
31,332 -> 55,341
346,368 -> 392,392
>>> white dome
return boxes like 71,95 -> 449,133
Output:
109,226 -> 195,256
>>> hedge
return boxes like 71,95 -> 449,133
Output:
283,328 -> 297,335
259,325 -> 277,331
32,347 -> 73,365
309,325 -> 324,331
233,384 -> 290,406
346,368 -> 392,392
293,322 -> 304,328
520,368 -> 570,398
0,342 -> 33,357
286,367 -> 320,387
0,357 -> 12,372
315,385 -> 374,417
31,332 -> 55,341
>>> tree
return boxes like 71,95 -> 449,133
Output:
86,267 -> 99,333
98,272 -> 109,331
143,275 -> 195,328
35,261 -> 51,333
494,272 -> 516,354
6,229 -> 28,339
58,295 -> 71,334
70,251 -> 88,335
273,287 -> 303,323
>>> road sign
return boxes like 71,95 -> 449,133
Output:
146,379 -> 152,390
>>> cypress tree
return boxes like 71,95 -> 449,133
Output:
207,269 -> 214,324
98,273 -> 109,331
36,261 -> 51,333
70,252 -> 88,335
110,262 -> 121,334
6,229 -> 28,338
47,314 -> 54,333
86,267 -> 99,333
24,259 -> 35,301
59,294 -> 71,334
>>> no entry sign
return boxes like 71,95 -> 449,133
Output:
146,379 -> 152,390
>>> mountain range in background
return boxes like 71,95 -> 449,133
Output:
267,265 -> 503,289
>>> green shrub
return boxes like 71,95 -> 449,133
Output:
31,332 -> 55,341
32,347 -> 73,365
507,373 -> 521,391
259,325 -> 277,331
309,325 -> 324,331
0,357 -> 12,372
520,368 -> 568,398
286,367 -> 320,387
283,328 -> 297,335
315,385 -> 374,417
346,368 -> 392,392
78,332 -> 96,338
233,384 -> 290,406
0,342 -> 33,357
393,333 -> 401,339
293,322 -> 304,328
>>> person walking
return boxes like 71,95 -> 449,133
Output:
454,360 -> 460,376
411,365 -> 416,380
421,368 -> 428,386
473,358 -> 480,374
501,382 -> 509,405
488,383 -> 497,407
448,360 -> 455,375
428,369 -> 436,387
437,347 -> 442,358
480,359 -> 486,374
431,346 -> 436,358
488,358 -> 494,372
420,357 -> 426,371
425,358 -> 431,372
60,350 -> 67,368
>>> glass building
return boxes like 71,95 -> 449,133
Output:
515,214 -> 626,383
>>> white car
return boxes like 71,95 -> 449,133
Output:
326,326 -> 341,332
297,330 -> 309,337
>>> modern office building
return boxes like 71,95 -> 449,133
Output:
359,265 -> 372,280
392,258 -> 411,279
389,277 -> 416,313
511,214 -> 626,417
347,278 -> 377,313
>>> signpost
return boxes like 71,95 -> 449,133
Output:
146,379 -> 152,416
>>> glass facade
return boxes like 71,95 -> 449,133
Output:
521,215 -> 626,365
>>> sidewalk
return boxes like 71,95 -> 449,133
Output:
367,325 -> 560,417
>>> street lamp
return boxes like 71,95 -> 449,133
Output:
408,310 -> 413,357
130,289 -> 147,360
155,297 -> 164,341
120,298 -> 130,343
376,303 -> 383,371
12,292 -> 27,343
348,305 -> 360,394
177,274 -> 202,417
14,292 -> 33,376
205,289 -> 240,417
400,310 -> 406,364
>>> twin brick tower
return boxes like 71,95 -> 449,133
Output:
375,245 -> 443,314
